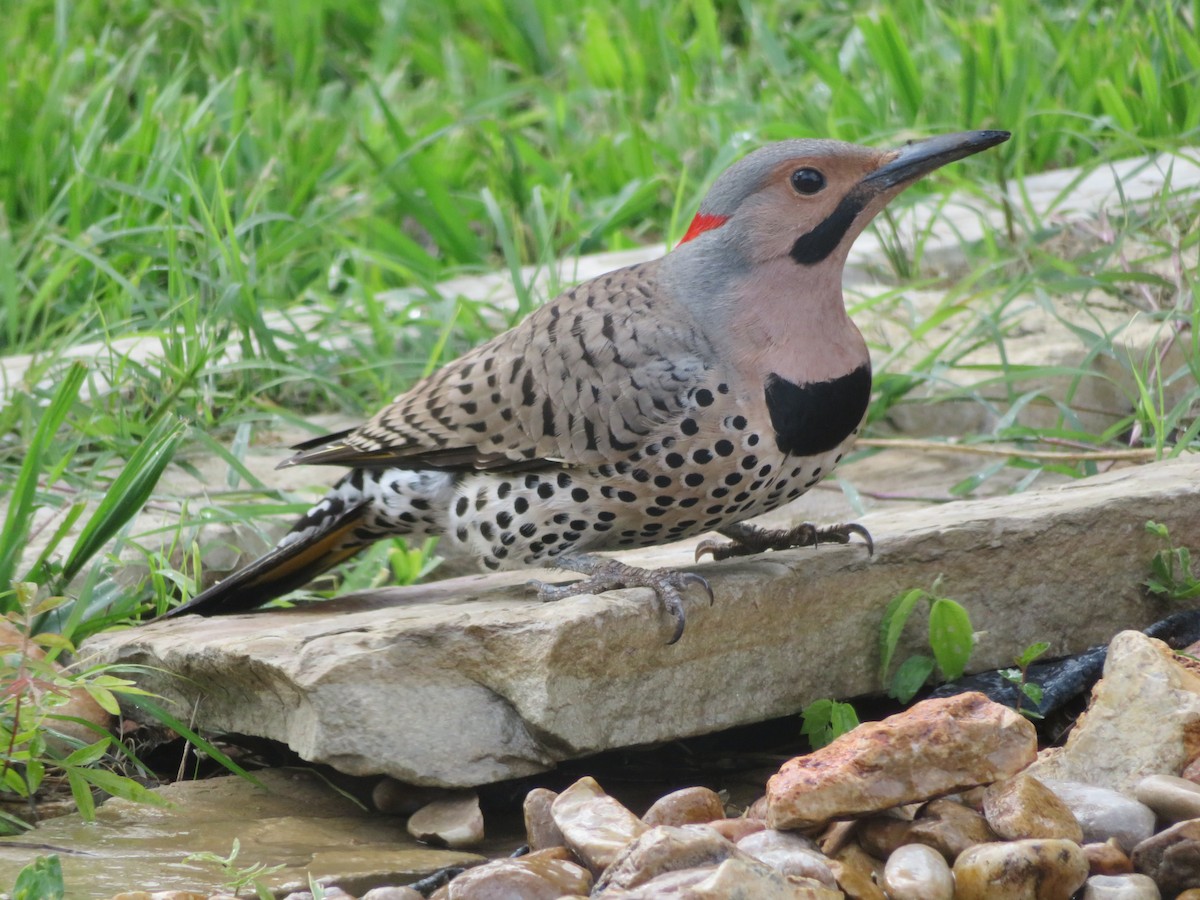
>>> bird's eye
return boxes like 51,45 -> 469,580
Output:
790,167 -> 826,195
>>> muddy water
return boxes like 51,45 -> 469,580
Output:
0,769 -> 486,898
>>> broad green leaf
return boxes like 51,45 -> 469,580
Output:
879,588 -> 926,682
12,854 -> 64,900
889,654 -> 936,703
928,598 -> 975,680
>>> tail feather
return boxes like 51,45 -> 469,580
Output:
159,501 -> 371,618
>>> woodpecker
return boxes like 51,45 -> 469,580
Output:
162,130 -> 1010,642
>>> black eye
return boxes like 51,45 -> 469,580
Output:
790,167 -> 826,195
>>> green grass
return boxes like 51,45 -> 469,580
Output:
1,0 -> 1198,619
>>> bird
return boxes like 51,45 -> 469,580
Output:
161,129 -> 1010,642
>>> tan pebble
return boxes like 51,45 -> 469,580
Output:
1180,754 -> 1200,785
1176,890 -> 1200,900
737,829 -> 836,887
523,787 -> 564,850
745,794 -> 769,819
593,824 -> 739,892
1130,818 -> 1200,897
831,843 -> 886,900
816,819 -> 858,857
407,790 -> 485,849
956,786 -> 988,810
619,856 -> 841,899
908,797 -> 999,861
857,813 -> 914,858
953,839 -> 1088,900
550,776 -> 647,874
1135,773 -> 1200,823
361,887 -> 423,900
1041,780 -> 1155,852
983,773 -> 1084,842
1084,838 -> 1134,876
706,815 -> 767,842
445,854 -> 591,899
642,785 -> 725,827
882,843 -> 955,900
1080,873 -> 1161,899
372,777 -> 445,816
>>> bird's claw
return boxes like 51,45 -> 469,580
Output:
528,555 -> 711,644
695,521 -> 874,562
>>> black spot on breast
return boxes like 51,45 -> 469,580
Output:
790,191 -> 866,266
764,363 -> 871,457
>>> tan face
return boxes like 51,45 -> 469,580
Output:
731,148 -> 901,265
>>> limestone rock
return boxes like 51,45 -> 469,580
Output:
1080,873 -> 1162,899
983,774 -> 1083,842
83,459 -> 1200,788
361,889 -> 423,900
551,777 -> 647,873
857,813 -> 915,859
735,830 -> 836,886
766,693 -> 1036,830
594,824 -> 742,893
642,787 -> 725,828
1027,631 -> 1200,794
706,817 -> 767,843
1131,818 -> 1200,897
523,787 -> 565,850
1085,839 -> 1135,876
443,850 -> 591,899
953,839 -> 1089,899
1041,781 -> 1156,853
881,843 -> 954,900
599,856 -> 841,898
1136,774 -> 1200,824
406,791 -> 484,848
830,843 -> 886,900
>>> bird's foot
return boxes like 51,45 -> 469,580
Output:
528,554 -> 713,645
694,521 -> 874,562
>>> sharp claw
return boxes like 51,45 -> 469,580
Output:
695,539 -> 732,563
677,572 -> 714,605
842,523 -> 875,556
666,613 -> 686,646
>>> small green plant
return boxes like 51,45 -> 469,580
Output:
880,577 -> 976,703
9,853 -> 64,900
1144,521 -> 1200,601
800,699 -> 861,750
1,583 -> 259,831
1000,641 -> 1050,719
0,585 -> 178,832
186,839 -> 285,900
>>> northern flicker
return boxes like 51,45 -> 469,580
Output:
162,130 -> 1009,641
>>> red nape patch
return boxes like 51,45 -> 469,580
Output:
678,212 -> 729,246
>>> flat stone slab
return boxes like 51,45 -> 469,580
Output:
85,457 -> 1200,788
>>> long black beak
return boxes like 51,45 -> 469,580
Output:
861,130 -> 1010,192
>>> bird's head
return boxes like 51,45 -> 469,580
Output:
678,130 -> 1010,267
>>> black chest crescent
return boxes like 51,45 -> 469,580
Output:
764,364 -> 872,457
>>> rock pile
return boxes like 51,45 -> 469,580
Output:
230,630 -> 1200,899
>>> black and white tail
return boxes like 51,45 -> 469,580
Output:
158,500 -> 371,618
